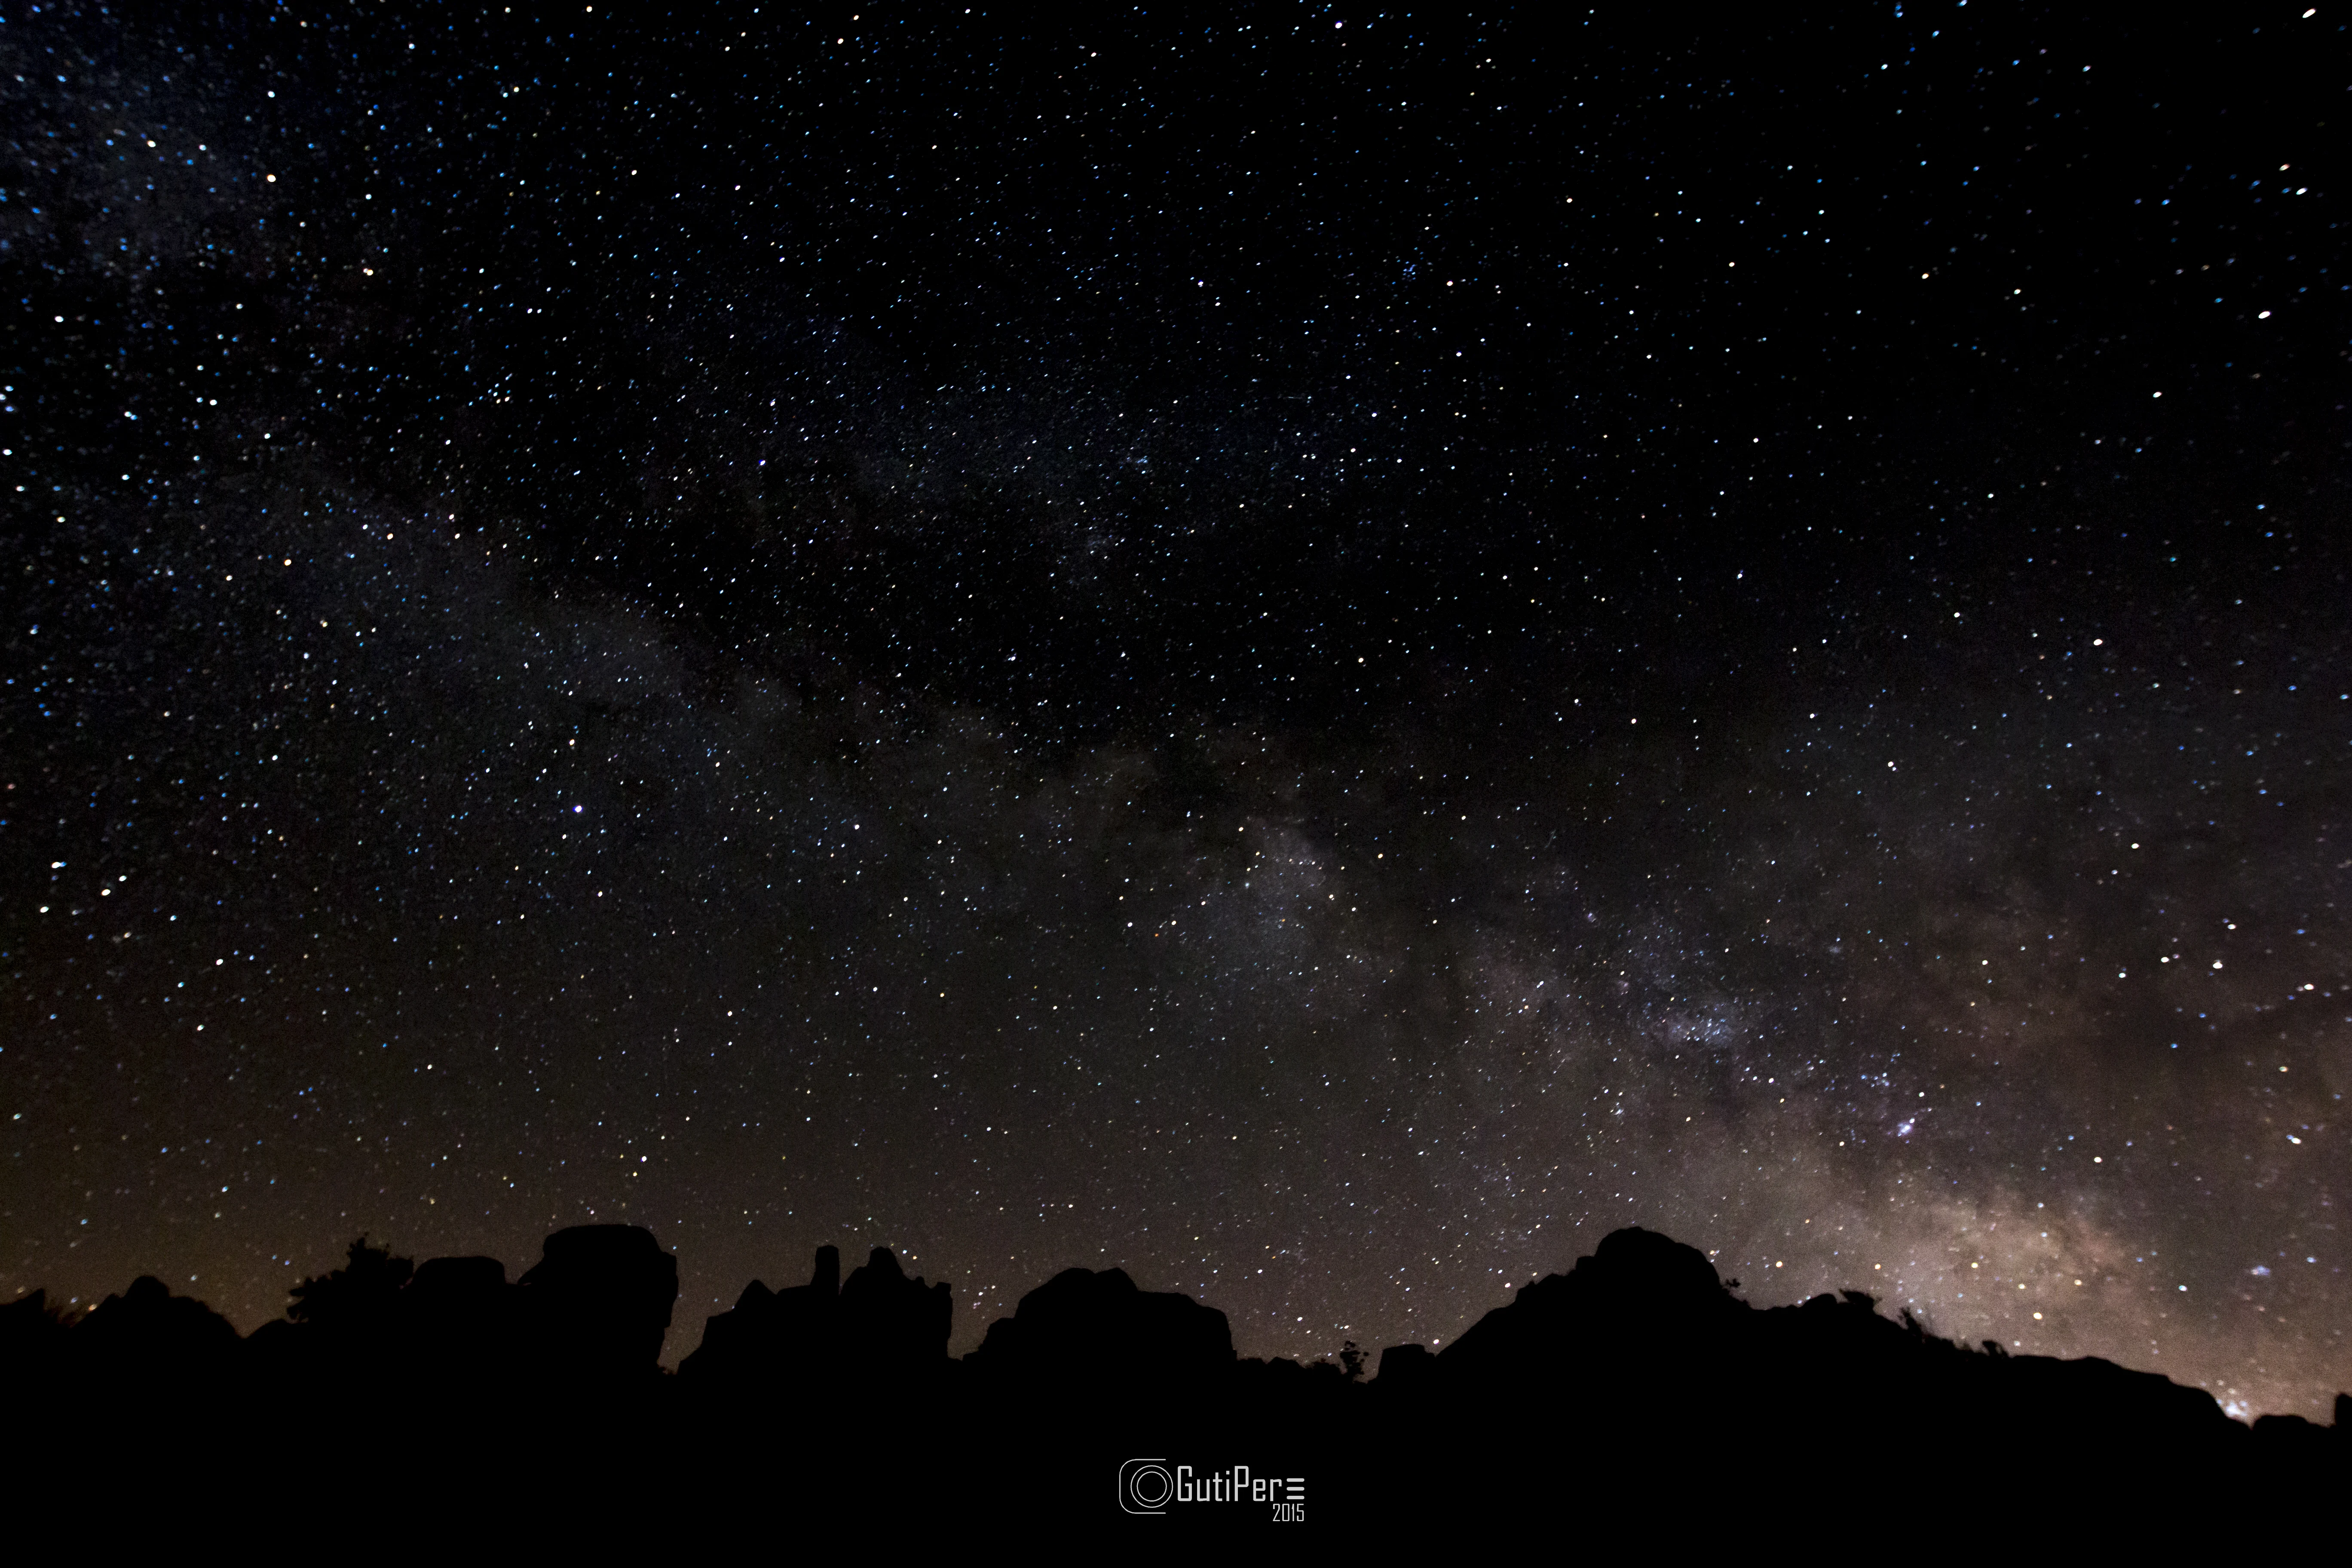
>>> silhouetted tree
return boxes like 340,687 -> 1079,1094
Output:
288,1236 -> 413,1328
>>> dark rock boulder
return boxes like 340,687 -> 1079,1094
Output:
967,1265 -> 1233,1388
1,1288 -> 65,1352
1439,1226 -> 1736,1394
75,1275 -> 242,1383
404,1256 -> 511,1377
1375,1341 -> 1437,1390
517,1225 -> 678,1382
410,1255 -> 508,1301
0,1289 -> 70,1392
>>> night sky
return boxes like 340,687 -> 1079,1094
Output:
5,4 -> 2347,1420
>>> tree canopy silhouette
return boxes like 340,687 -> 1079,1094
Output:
286,1236 -> 414,1330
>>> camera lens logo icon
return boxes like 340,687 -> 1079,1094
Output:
1119,1458 -> 1174,1515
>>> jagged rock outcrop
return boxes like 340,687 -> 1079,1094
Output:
680,1244 -> 840,1388
680,1244 -> 950,1389
839,1246 -> 953,1373
3,1221 -> 2341,1503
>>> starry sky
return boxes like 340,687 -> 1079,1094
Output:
4,4 -> 2347,1419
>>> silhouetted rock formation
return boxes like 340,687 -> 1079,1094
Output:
1373,1340 -> 1436,1390
1439,1225 -> 1738,1399
517,1225 -> 678,1384
966,1265 -> 1235,1391
74,1274 -> 242,1387
680,1244 -> 953,1392
5,1222 -> 2344,1522
839,1246 -> 953,1374
0,1287 -> 66,1360
249,1240 -> 515,1390
404,1255 -> 513,1381
1346,1227 -> 2269,1485
680,1244 -> 841,1390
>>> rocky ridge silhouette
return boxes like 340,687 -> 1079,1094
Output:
6,1225 -> 2340,1523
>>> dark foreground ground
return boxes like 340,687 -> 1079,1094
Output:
5,1225 -> 2341,1537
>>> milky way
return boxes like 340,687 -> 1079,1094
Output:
3,7 -> 2345,1419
